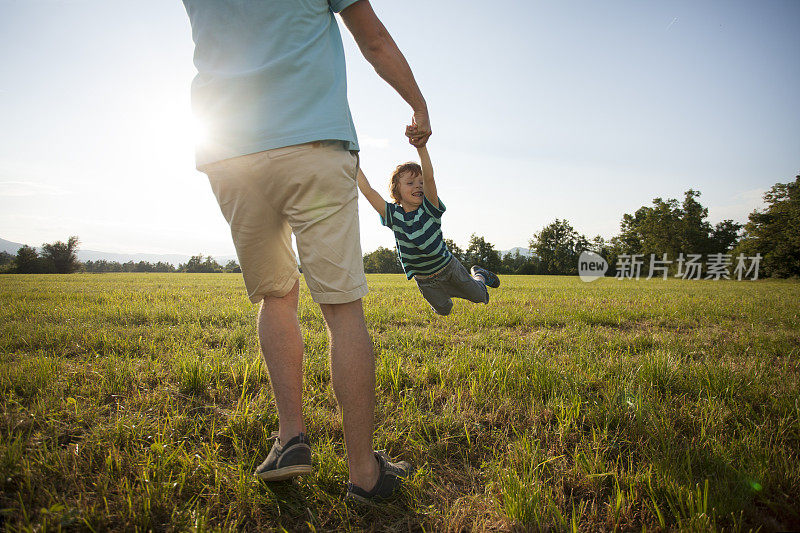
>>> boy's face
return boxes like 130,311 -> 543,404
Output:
397,170 -> 423,209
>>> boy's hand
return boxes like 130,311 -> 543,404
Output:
406,111 -> 431,147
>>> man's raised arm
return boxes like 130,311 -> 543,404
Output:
340,0 -> 431,147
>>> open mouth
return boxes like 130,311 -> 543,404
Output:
412,192 -> 423,198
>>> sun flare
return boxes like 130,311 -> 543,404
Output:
190,115 -> 209,145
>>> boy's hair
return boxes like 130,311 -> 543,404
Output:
389,162 -> 422,204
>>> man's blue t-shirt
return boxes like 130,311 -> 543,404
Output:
381,197 -> 452,280
182,0 -> 360,168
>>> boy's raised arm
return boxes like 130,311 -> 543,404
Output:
417,145 -> 438,209
357,168 -> 387,216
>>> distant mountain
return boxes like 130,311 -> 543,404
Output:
0,237 -> 235,266
3,235 -> 532,265
499,246 -> 534,258
0,237 -> 24,255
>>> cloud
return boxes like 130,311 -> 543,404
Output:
708,188 -> 767,223
0,181 -> 69,197
735,188 -> 766,204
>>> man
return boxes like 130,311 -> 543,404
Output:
181,0 -> 430,501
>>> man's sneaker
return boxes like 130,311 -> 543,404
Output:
346,451 -> 411,503
254,432 -> 312,481
471,266 -> 500,288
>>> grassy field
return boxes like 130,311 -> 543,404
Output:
1,273 -> 799,532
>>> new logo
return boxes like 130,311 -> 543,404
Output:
578,251 -> 608,282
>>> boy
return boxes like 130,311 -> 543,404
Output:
357,142 -> 500,315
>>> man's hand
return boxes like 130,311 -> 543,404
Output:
406,111 -> 431,147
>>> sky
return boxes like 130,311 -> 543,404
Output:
1,0 -> 798,257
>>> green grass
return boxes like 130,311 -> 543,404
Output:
1,273 -> 799,531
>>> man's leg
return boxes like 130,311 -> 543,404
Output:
258,280 -> 305,443
319,299 -> 380,490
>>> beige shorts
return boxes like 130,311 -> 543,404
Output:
201,140 -> 368,305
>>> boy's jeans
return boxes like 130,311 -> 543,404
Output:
414,258 -> 488,315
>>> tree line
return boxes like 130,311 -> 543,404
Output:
83,255 -> 242,273
0,243 -> 241,274
366,174 -> 800,278
3,174 -> 797,278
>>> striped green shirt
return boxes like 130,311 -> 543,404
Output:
381,197 -> 452,279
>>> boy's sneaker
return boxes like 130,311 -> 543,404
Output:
346,451 -> 411,503
254,432 -> 312,481
471,266 -> 500,288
